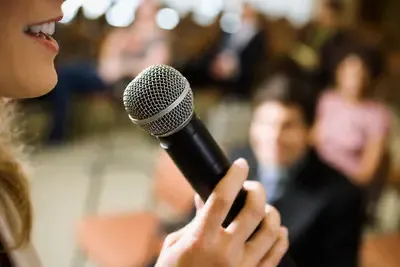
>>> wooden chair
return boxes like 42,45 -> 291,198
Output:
77,212 -> 161,267
76,150 -> 195,267
361,232 -> 400,267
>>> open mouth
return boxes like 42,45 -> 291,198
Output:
23,16 -> 63,53
24,22 -> 55,40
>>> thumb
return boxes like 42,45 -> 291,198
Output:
162,220 -> 193,249
162,228 -> 185,248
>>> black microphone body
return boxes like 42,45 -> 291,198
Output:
158,113 -> 247,228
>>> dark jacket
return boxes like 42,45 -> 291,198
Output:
230,146 -> 366,267
181,29 -> 267,99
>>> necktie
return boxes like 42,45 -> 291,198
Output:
259,167 -> 281,202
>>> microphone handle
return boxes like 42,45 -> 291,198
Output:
158,113 -> 245,228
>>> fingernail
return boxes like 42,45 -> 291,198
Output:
234,158 -> 248,169
265,204 -> 272,214
281,227 -> 288,236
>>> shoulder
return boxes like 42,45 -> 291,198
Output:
320,89 -> 338,102
317,90 -> 338,110
365,100 -> 391,116
363,100 -> 392,128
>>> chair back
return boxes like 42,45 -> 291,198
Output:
77,212 -> 162,267
152,151 -> 195,217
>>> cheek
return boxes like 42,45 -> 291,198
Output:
250,126 -> 269,145
280,130 -> 308,150
0,34 -> 58,98
0,0 -> 57,98
0,24 -> 25,91
289,134 -> 309,154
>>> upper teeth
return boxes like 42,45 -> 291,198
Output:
28,22 -> 55,36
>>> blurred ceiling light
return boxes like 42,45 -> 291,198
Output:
161,0 -> 194,17
59,0 -> 85,24
198,0 -> 223,17
59,0 -> 314,29
286,0 -> 313,27
192,12 -> 217,27
259,0 -> 287,18
191,0 -> 222,27
82,0 -> 113,20
220,12 -> 241,33
156,8 -> 180,30
106,1 -> 136,27
223,0 -> 242,12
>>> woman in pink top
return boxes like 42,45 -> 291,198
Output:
314,46 -> 391,186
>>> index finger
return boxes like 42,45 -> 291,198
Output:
193,158 -> 249,239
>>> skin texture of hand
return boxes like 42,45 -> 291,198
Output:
155,159 -> 289,267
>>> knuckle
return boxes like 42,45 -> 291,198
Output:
190,236 -> 212,252
212,194 -> 231,211
215,248 -> 236,267
248,203 -> 266,222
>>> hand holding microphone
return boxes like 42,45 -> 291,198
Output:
123,65 -> 292,266
156,159 -> 288,267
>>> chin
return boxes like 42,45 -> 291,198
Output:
24,67 -> 58,98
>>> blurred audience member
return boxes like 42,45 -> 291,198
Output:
98,0 -> 170,84
314,45 -> 391,188
182,2 -> 267,99
301,0 -> 349,90
229,74 -> 365,267
374,43 -> 400,177
194,3 -> 267,149
46,0 -> 170,143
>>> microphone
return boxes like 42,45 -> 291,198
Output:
123,65 -> 296,267
123,64 -> 247,228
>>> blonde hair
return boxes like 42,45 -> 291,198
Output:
0,100 -> 32,249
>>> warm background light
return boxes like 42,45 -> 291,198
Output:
60,0 -> 315,28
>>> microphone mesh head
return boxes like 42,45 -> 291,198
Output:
123,65 -> 194,137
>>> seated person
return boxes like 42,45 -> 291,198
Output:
181,2 -> 267,99
98,0 -> 170,84
313,44 -> 391,187
229,74 -> 365,267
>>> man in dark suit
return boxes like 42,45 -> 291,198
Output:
181,3 -> 267,99
230,74 -> 366,267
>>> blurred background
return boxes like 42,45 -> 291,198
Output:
18,0 -> 400,266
